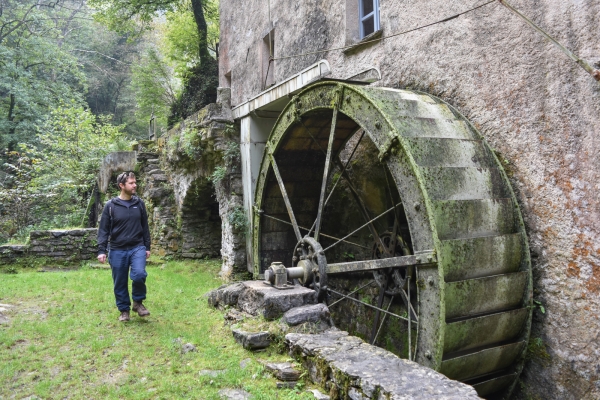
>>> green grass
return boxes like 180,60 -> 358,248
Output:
0,259 -> 313,399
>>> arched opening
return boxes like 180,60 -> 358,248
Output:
180,178 -> 222,259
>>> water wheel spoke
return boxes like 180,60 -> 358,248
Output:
328,280 -> 375,307
262,213 -> 369,250
267,152 -> 302,242
314,107 -> 339,241
327,287 -> 410,322
321,203 -> 402,253
398,286 -> 418,323
370,286 -> 387,344
372,295 -> 395,346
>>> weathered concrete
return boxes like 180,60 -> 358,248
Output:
287,329 -> 481,400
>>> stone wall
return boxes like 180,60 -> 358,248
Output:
0,228 -> 97,265
219,1 -> 600,398
131,89 -> 246,275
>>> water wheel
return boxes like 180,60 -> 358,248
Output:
252,81 -> 532,399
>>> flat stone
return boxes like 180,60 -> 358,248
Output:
276,381 -> 297,389
282,303 -> 332,326
199,369 -> 226,377
240,358 -> 251,369
182,343 -> 196,353
308,389 -> 330,400
236,280 -> 317,320
152,174 -> 168,182
208,283 -> 245,308
218,388 -> 252,400
286,330 -> 481,399
232,329 -> 271,350
263,362 -> 302,381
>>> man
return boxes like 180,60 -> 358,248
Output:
97,171 -> 151,322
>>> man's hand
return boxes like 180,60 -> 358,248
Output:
98,254 -> 107,264
146,251 -> 150,259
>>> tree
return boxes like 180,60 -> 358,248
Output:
89,0 -> 219,124
0,102 -> 129,243
90,0 -> 218,66
0,0 -> 88,149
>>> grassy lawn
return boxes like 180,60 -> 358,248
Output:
0,259 -> 313,399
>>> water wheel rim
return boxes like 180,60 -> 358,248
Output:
251,81 -> 532,399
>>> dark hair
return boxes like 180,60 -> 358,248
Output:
117,171 -> 136,187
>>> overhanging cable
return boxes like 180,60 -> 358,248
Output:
273,1 -> 496,61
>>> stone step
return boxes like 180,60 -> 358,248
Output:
286,330 -> 481,399
208,281 -> 317,320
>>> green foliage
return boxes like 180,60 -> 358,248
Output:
0,0 -> 87,149
168,57 -> 218,126
0,104 -> 129,244
161,1 -> 219,76
209,166 -> 226,185
130,48 -> 177,134
223,140 -> 240,166
227,205 -> 248,234
533,299 -> 546,314
179,127 -> 204,158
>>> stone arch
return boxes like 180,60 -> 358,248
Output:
179,178 -> 222,259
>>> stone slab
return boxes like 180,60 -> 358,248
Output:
286,330 -> 481,400
282,303 -> 332,326
237,280 -> 317,320
232,329 -> 271,350
263,362 -> 302,381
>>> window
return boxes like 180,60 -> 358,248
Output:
261,29 -> 275,89
359,0 -> 379,38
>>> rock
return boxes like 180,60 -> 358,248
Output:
224,308 -> 247,324
308,389 -> 330,399
218,388 -> 252,400
240,358 -> 251,369
286,330 -> 481,399
232,329 -> 271,350
0,314 -> 8,324
276,381 -> 297,389
236,281 -> 318,320
263,362 -> 302,381
199,369 -> 225,377
182,343 -> 196,353
207,283 -> 245,308
282,304 -> 332,326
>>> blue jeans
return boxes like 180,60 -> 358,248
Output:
108,246 -> 147,312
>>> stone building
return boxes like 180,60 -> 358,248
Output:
218,0 -> 600,399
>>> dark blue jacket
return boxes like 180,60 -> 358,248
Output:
97,196 -> 151,255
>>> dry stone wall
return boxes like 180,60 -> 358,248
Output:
219,0 -> 600,398
133,89 -> 246,275
0,228 -> 97,265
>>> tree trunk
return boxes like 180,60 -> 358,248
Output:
190,0 -> 210,65
8,93 -> 16,135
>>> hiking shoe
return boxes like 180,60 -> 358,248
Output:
119,311 -> 130,322
132,301 -> 150,317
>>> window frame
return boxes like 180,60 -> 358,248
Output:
359,0 -> 380,39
